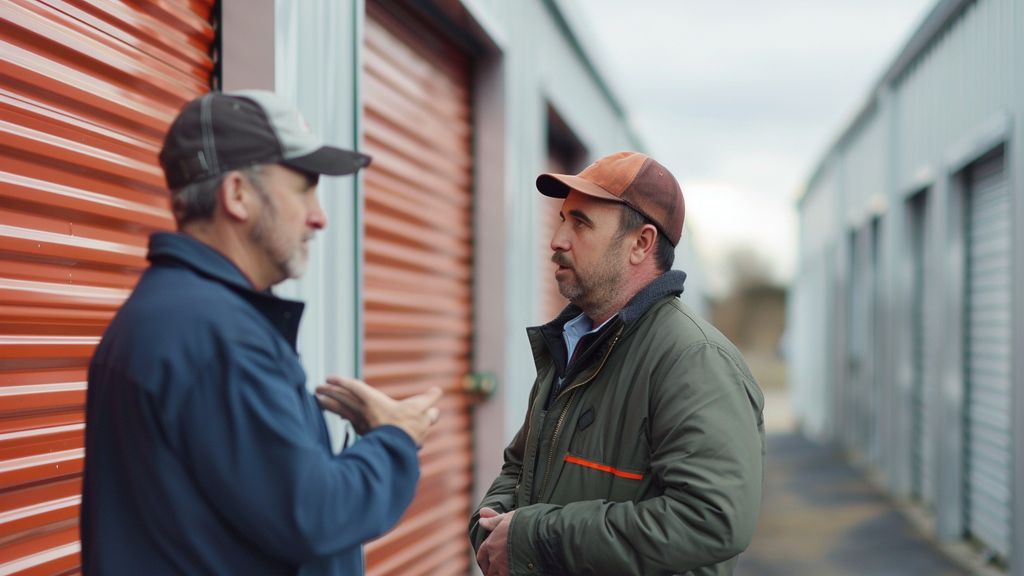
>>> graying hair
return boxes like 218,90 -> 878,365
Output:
616,204 -> 675,272
170,165 -> 266,227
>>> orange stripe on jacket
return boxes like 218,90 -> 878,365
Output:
563,455 -> 644,481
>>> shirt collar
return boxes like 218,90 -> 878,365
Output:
562,312 -> 614,339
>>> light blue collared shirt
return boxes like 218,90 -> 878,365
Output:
555,313 -> 615,396
562,313 -> 614,366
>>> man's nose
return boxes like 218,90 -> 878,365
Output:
309,194 -> 328,230
550,218 -> 570,252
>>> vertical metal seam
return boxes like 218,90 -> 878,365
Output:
352,0 -> 366,379
211,0 -> 223,90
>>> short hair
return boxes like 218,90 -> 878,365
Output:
170,165 -> 266,227
616,204 -> 675,272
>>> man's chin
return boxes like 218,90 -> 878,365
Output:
284,255 -> 308,280
557,283 -> 582,303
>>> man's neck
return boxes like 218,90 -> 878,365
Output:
181,222 -> 273,291
583,267 -> 663,326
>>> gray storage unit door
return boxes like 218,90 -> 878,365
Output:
964,149 -> 1012,558
909,192 -> 934,507
846,230 -> 865,452
868,219 -> 881,466
846,226 -> 876,458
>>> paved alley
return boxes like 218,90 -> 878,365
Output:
735,433 -> 972,576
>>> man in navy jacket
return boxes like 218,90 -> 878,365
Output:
81,90 -> 441,575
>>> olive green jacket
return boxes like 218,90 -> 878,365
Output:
470,271 -> 765,575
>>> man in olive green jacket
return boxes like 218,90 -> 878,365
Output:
470,152 -> 765,576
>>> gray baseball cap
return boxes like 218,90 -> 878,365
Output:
159,90 -> 371,190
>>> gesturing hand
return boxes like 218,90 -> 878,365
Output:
476,507 -> 514,576
316,376 -> 442,446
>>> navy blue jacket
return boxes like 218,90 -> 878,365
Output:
82,232 -> 420,575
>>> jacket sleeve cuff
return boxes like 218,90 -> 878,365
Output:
508,504 -> 562,575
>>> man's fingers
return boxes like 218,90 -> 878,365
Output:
316,389 -> 365,420
336,376 -> 392,405
316,383 -> 364,407
316,393 -> 342,412
421,386 -> 443,403
315,384 -> 351,400
325,375 -> 365,388
426,406 -> 440,425
316,393 -> 370,433
476,545 -> 491,575
478,513 -> 504,530
406,386 -> 443,411
478,507 -> 500,519
317,394 -> 356,418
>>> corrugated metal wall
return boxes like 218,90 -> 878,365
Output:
361,2 -> 473,574
793,0 -> 1022,568
894,0 -> 1017,190
0,1 -> 215,573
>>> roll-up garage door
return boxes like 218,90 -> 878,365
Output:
867,218 -> 881,466
362,3 -> 473,574
0,1 -> 215,573
846,228 -> 871,455
908,192 -> 934,507
964,149 -> 1012,559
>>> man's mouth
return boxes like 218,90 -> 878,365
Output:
551,254 -> 572,271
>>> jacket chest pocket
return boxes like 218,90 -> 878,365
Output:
556,407 -> 652,504
559,452 -> 649,503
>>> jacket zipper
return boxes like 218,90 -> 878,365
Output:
512,395 -> 537,508
537,326 -> 623,500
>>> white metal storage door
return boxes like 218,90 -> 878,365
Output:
964,150 -> 1012,558
909,193 -> 934,507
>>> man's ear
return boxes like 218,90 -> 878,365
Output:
629,224 -> 658,265
219,171 -> 251,222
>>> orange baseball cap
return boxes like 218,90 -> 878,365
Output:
536,151 -> 685,246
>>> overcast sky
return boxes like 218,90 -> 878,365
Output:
580,0 -> 936,295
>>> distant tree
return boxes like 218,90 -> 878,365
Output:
724,246 -> 777,293
713,247 -> 786,357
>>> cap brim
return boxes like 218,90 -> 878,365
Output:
283,146 -> 372,176
536,173 -> 622,202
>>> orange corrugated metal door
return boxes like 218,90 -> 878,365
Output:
0,2 -> 215,573
362,2 -> 473,575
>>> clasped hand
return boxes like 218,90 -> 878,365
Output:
476,507 -> 514,576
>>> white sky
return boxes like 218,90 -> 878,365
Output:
581,0 -> 936,295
